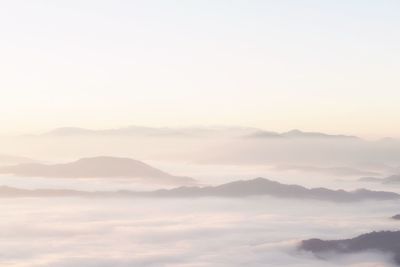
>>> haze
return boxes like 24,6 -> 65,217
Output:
1,1 -> 400,137
1,1 -> 400,267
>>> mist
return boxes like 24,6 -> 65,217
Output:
2,0 -> 400,265
1,196 -> 399,267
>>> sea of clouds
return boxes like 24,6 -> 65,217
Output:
0,196 -> 399,267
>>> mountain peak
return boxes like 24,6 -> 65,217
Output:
0,156 -> 196,185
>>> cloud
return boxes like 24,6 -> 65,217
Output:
0,197 -> 399,266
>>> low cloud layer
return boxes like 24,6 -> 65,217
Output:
0,197 -> 399,266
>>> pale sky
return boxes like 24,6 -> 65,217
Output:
1,0 -> 399,137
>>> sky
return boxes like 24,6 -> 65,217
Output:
1,0 -> 400,137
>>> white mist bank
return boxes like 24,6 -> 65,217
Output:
0,196 -> 399,267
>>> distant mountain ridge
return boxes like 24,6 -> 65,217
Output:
0,178 -> 398,202
359,174 -> 400,184
150,178 -> 400,201
0,156 -> 195,185
247,129 -> 360,140
41,126 -> 362,140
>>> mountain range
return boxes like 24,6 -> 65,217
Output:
359,174 -> 400,184
149,178 -> 400,201
41,126 -> 363,140
247,129 -> 360,140
0,178 -> 398,202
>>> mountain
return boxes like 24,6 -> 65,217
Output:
43,126 -> 362,140
246,129 -> 360,140
300,231 -> 400,265
392,214 -> 400,220
0,178 -> 398,201
0,156 -> 195,185
0,178 -> 397,201
282,129 -> 359,139
359,174 -> 400,184
378,174 -> 400,184
150,178 -> 400,201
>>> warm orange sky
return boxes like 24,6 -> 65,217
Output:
1,1 -> 399,138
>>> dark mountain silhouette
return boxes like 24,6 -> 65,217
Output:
392,214 -> 400,220
300,231 -> 400,265
1,178 -> 397,201
0,156 -> 195,185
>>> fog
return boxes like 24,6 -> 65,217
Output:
1,129 -> 399,177
2,0 -> 400,265
0,196 -> 399,267
1,128 -> 400,266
